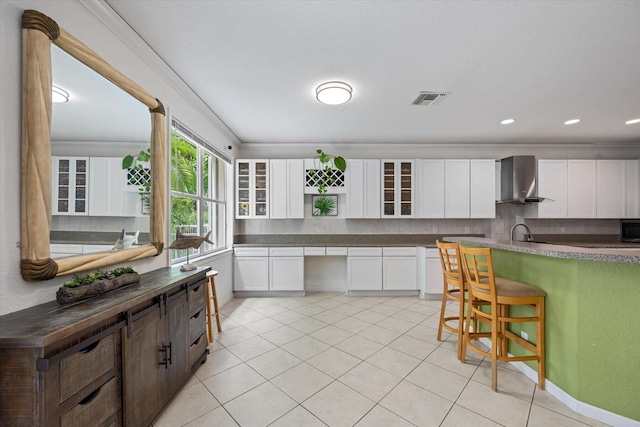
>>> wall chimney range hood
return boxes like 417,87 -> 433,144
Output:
499,156 -> 548,204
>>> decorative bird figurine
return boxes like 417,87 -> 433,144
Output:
113,229 -> 140,250
168,230 -> 214,271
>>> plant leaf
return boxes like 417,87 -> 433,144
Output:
122,155 -> 134,169
334,156 -> 346,172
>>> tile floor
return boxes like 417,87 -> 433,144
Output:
152,293 -> 609,427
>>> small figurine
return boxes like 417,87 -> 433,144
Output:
113,229 -> 139,249
168,230 -> 214,271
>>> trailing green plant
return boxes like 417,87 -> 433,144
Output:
312,149 -> 346,195
122,147 -> 151,211
63,267 -> 137,288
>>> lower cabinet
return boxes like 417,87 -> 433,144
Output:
425,248 -> 445,298
347,248 -> 383,291
347,247 -> 417,292
382,247 -> 418,290
234,247 -> 304,292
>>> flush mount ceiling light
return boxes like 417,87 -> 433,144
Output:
564,119 -> 580,125
316,81 -> 352,105
625,118 -> 640,125
52,85 -> 69,103
500,118 -> 516,125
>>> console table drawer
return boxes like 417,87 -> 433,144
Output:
60,333 -> 116,403
189,307 -> 207,344
189,333 -> 207,367
61,376 -> 117,427
188,281 -> 205,313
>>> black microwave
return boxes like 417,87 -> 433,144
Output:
621,220 -> 640,242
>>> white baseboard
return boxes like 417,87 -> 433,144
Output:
479,338 -> 639,427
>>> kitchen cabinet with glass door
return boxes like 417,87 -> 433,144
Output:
52,156 -> 89,215
381,160 -> 414,218
235,159 -> 269,219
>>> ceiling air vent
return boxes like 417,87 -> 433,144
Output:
411,91 -> 450,106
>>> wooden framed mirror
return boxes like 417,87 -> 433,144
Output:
21,10 -> 165,281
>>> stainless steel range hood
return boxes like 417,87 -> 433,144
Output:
499,156 -> 547,204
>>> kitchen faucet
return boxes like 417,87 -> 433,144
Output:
510,223 -> 534,242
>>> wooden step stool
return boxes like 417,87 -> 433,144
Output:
205,270 -> 222,344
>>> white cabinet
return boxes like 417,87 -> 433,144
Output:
233,247 -> 269,291
425,248 -> 444,297
626,160 -> 640,218
567,160 -> 596,218
347,247 -> 383,291
382,247 -> 417,291
236,160 -> 269,219
89,157 -> 126,216
270,159 -> 304,219
269,248 -> 304,291
416,159 -> 445,218
304,158 -> 347,194
52,157 -> 89,215
381,160 -> 414,217
444,159 -> 470,218
597,160 -> 626,218
346,159 -> 381,218
470,159 -> 496,218
535,160 -> 568,218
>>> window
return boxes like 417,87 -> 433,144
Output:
170,119 -> 229,262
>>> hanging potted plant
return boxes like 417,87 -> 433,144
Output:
312,149 -> 346,216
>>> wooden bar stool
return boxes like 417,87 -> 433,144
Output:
435,240 -> 467,359
459,246 -> 546,391
205,270 -> 222,344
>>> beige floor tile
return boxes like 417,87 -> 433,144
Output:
349,298 -> 380,309
260,325 -> 305,346
425,347 -> 482,378
153,382 -> 220,427
281,335 -> 330,360
271,310 -> 308,325
405,303 -> 440,316
420,315 -> 442,329
183,406 -> 239,427
224,382 -> 297,427
246,348 -> 302,379
532,389 -> 611,427
243,317 -> 284,335
368,304 -> 402,316
357,324 -> 402,345
309,324 -> 353,346
351,309 -> 389,324
379,380 -> 452,426
528,404 -> 594,427
404,324 -> 443,345
277,298 -> 310,309
313,299 -> 345,309
377,317 -> 415,334
271,362 -> 333,403
230,312 -> 267,326
312,309 -> 350,324
269,406 -> 327,427
302,381 -> 375,427
183,373 -> 200,389
236,298 -> 277,309
214,326 -> 257,347
253,304 -> 291,317
391,309 -> 428,324
288,317 -> 328,334
293,303 -> 327,316
383,298 -> 418,309
221,304 -> 253,317
195,348 -> 243,380
225,336 -> 277,361
201,363 -> 265,404
331,304 -> 365,316
333,316 -> 374,334
339,362 -> 402,402
330,295 -> 359,303
457,380 -> 531,427
472,360 -> 536,402
208,340 -> 225,352
387,334 -> 438,359
307,347 -> 362,378
366,347 -> 421,378
354,405 -> 414,427
219,315 -> 242,331
335,335 -> 385,360
440,404 -> 502,427
405,361 -> 469,402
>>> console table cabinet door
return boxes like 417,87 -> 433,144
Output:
165,291 -> 190,395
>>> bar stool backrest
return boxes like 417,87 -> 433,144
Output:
460,246 -> 497,305
435,240 -> 464,290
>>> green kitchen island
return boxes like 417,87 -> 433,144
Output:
445,236 -> 640,424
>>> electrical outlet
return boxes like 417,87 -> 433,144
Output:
560,227 -> 566,233
465,226 -> 470,233
520,330 -> 528,340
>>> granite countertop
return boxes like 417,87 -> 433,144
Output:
233,234 -> 484,248
444,236 -> 640,264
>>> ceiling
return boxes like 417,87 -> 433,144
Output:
104,0 -> 640,145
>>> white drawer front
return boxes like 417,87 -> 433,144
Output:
234,247 -> 269,257
425,248 -> 439,257
325,247 -> 348,256
269,247 -> 304,257
383,247 -> 417,257
348,247 -> 383,257
304,247 -> 326,256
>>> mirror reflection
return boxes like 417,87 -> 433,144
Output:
49,45 -> 151,258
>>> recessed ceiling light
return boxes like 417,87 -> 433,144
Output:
625,118 -> 640,125
500,118 -> 515,125
52,85 -> 69,103
564,119 -> 580,125
316,81 -> 352,105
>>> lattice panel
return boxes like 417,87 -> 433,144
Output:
127,168 -> 151,187
305,169 -> 345,188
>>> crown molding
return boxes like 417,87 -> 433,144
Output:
80,0 -> 241,147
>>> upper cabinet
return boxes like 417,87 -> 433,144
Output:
470,159 -> 496,218
626,160 -> 640,218
416,160 -> 445,218
346,159 -> 381,219
52,157 -> 89,215
381,160 -> 414,218
270,159 -> 304,219
535,160 -> 568,218
567,160 -> 597,218
596,160 -> 626,218
444,159 -> 470,218
236,160 -> 269,219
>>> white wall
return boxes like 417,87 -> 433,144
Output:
0,1 -> 236,315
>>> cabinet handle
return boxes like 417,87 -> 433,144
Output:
167,342 -> 173,365
79,340 -> 100,354
159,345 -> 168,369
78,386 -> 101,405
